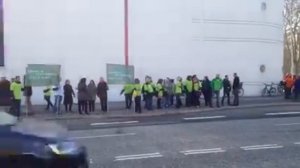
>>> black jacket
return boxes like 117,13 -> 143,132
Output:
223,79 -> 231,93
233,77 -> 240,90
23,86 -> 32,97
201,80 -> 212,92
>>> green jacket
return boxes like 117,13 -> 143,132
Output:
143,83 -> 154,94
193,81 -> 201,91
10,82 -> 23,100
133,84 -> 142,97
156,83 -> 164,97
121,84 -> 134,94
212,78 -> 223,91
185,80 -> 193,93
175,81 -> 183,94
44,86 -> 52,97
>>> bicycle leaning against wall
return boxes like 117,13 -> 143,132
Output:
261,83 -> 277,97
238,82 -> 244,97
277,81 -> 285,96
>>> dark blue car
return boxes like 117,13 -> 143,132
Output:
0,112 -> 89,168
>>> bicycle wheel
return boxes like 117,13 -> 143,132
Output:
277,86 -> 284,95
239,88 -> 244,97
270,87 -> 277,97
261,88 -> 267,97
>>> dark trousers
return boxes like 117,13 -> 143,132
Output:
185,92 -> 192,107
88,100 -> 95,112
203,91 -> 212,107
170,94 -> 174,106
78,100 -> 88,114
222,91 -> 231,106
214,90 -> 220,107
192,91 -> 200,106
157,98 -> 162,109
176,94 -> 182,108
100,97 -> 107,112
64,103 -> 73,112
294,90 -> 300,100
145,94 -> 153,110
12,99 -> 21,118
233,88 -> 239,106
285,87 -> 292,99
125,94 -> 132,109
135,96 -> 142,113
44,96 -> 53,110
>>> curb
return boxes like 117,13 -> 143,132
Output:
42,102 -> 300,121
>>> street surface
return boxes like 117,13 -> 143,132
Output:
55,105 -> 300,131
3,97 -> 300,168
67,115 -> 300,168
51,104 -> 300,168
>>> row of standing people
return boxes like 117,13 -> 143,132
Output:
43,77 -> 109,115
6,73 -> 240,117
121,73 -> 241,113
6,76 -> 109,117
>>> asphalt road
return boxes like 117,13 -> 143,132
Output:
55,104 -> 300,130
67,115 -> 300,168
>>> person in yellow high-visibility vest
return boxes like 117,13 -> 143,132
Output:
156,79 -> 164,109
120,81 -> 134,109
132,78 -> 142,113
192,75 -> 201,107
184,75 -> 193,107
43,85 -> 53,111
10,76 -> 24,118
142,76 -> 154,111
175,77 -> 183,108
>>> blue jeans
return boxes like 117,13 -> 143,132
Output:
54,95 -> 62,114
164,94 -> 170,108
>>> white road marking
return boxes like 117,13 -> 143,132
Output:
241,144 -> 278,148
183,116 -> 226,121
90,121 -> 139,126
241,144 -> 283,151
294,142 -> 300,145
242,146 -> 283,150
265,112 -> 300,116
181,148 -> 226,155
70,133 -> 136,140
276,123 -> 300,126
114,152 -> 163,161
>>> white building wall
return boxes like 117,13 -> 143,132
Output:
0,0 -> 284,104
131,0 -> 284,96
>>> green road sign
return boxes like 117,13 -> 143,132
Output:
107,64 -> 134,85
25,64 -> 61,86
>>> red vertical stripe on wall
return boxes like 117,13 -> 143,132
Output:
124,0 -> 129,66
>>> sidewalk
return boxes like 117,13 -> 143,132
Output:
1,96 -> 297,121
